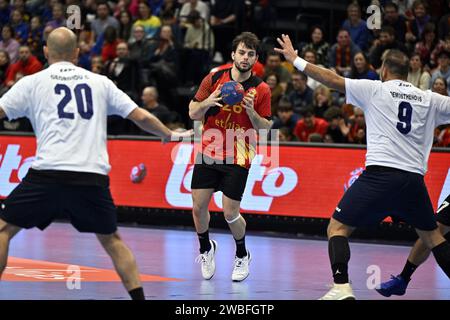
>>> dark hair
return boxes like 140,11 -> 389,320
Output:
96,1 -> 110,10
324,106 -> 343,122
277,97 -> 293,111
420,22 -> 436,42
412,0 -> 428,13
351,52 -> 370,78
103,25 -> 117,43
292,69 -> 308,81
433,76 -> 448,90
380,26 -> 396,37
301,107 -> 315,118
383,49 -> 409,78
302,48 -> 317,59
384,2 -> 399,11
232,32 -> 260,53
1,24 -> 15,37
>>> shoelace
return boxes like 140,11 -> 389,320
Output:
195,254 -> 207,264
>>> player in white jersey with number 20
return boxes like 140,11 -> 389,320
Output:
0,27 -> 191,300
276,34 -> 450,300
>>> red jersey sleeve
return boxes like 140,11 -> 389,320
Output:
194,72 -> 213,102
255,82 -> 272,118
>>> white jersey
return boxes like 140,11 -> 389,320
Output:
0,61 -> 138,175
345,78 -> 450,175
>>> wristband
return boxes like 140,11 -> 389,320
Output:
293,56 -> 308,72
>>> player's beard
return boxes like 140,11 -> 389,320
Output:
235,60 -> 253,73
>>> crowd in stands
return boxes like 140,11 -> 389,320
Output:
0,0 -> 449,147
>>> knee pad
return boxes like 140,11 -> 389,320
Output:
225,214 -> 241,224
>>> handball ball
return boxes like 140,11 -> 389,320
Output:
221,81 -> 245,105
130,163 -> 147,183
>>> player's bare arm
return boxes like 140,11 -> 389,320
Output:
242,95 -> 272,130
275,34 -> 345,93
189,88 -> 223,120
128,107 -> 193,143
0,107 -> 5,119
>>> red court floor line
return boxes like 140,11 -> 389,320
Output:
4,257 -> 182,282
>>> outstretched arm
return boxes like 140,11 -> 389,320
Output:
275,34 -> 346,93
127,107 -> 193,143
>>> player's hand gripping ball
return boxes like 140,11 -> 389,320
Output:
220,81 -> 245,106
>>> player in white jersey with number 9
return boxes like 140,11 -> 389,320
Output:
0,27 -> 191,300
275,34 -> 450,300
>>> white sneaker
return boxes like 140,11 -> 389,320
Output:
319,283 -> 356,300
231,251 -> 251,282
195,240 -> 217,280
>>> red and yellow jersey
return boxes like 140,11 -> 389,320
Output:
193,68 -> 271,169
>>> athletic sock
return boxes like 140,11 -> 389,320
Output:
400,260 -> 417,282
128,287 -> 145,300
198,230 -> 212,253
235,235 -> 247,258
432,241 -> 450,278
329,236 -> 351,284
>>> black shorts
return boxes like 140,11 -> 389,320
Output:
191,153 -> 249,201
332,165 -> 438,231
0,169 -> 117,234
436,194 -> 450,227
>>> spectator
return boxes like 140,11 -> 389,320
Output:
328,29 -> 361,77
312,85 -> 332,118
12,0 -> 29,22
183,10 -> 214,84
350,52 -> 379,80
430,33 -> 450,67
101,26 -> 120,63
0,0 -> 11,26
140,86 -> 173,125
128,25 -> 153,65
407,53 -> 431,90
342,2 -> 370,51
431,76 -> 448,96
391,0 -> 415,18
210,0 -> 242,63
5,45 -> 42,87
288,70 -> 313,115
77,40 -> 92,71
278,126 -> 296,142
91,1 -> 119,40
27,16 -> 44,62
264,73 -> 283,115
383,2 -> 408,42
91,55 -> 104,74
179,0 -> 209,23
0,25 -> 19,63
45,3 -> 66,29
437,1 -> 450,40
405,0 -> 433,48
323,106 -> 349,143
414,22 -> 439,69
271,98 -> 299,133
300,25 -> 330,67
264,50 -> 291,93
104,42 -> 140,101
347,107 -> 366,144
369,26 -> 408,70
147,25 -> 179,104
302,49 -> 321,90
132,0 -> 161,40
0,49 -> 10,94
118,10 -> 133,42
10,9 -> 29,44
430,50 -> 450,95
294,108 -> 328,142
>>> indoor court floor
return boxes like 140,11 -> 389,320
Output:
1,222 -> 449,300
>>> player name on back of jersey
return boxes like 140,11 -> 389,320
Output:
50,74 -> 87,81
389,91 -> 423,102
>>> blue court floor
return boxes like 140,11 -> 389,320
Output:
1,222 -> 449,300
